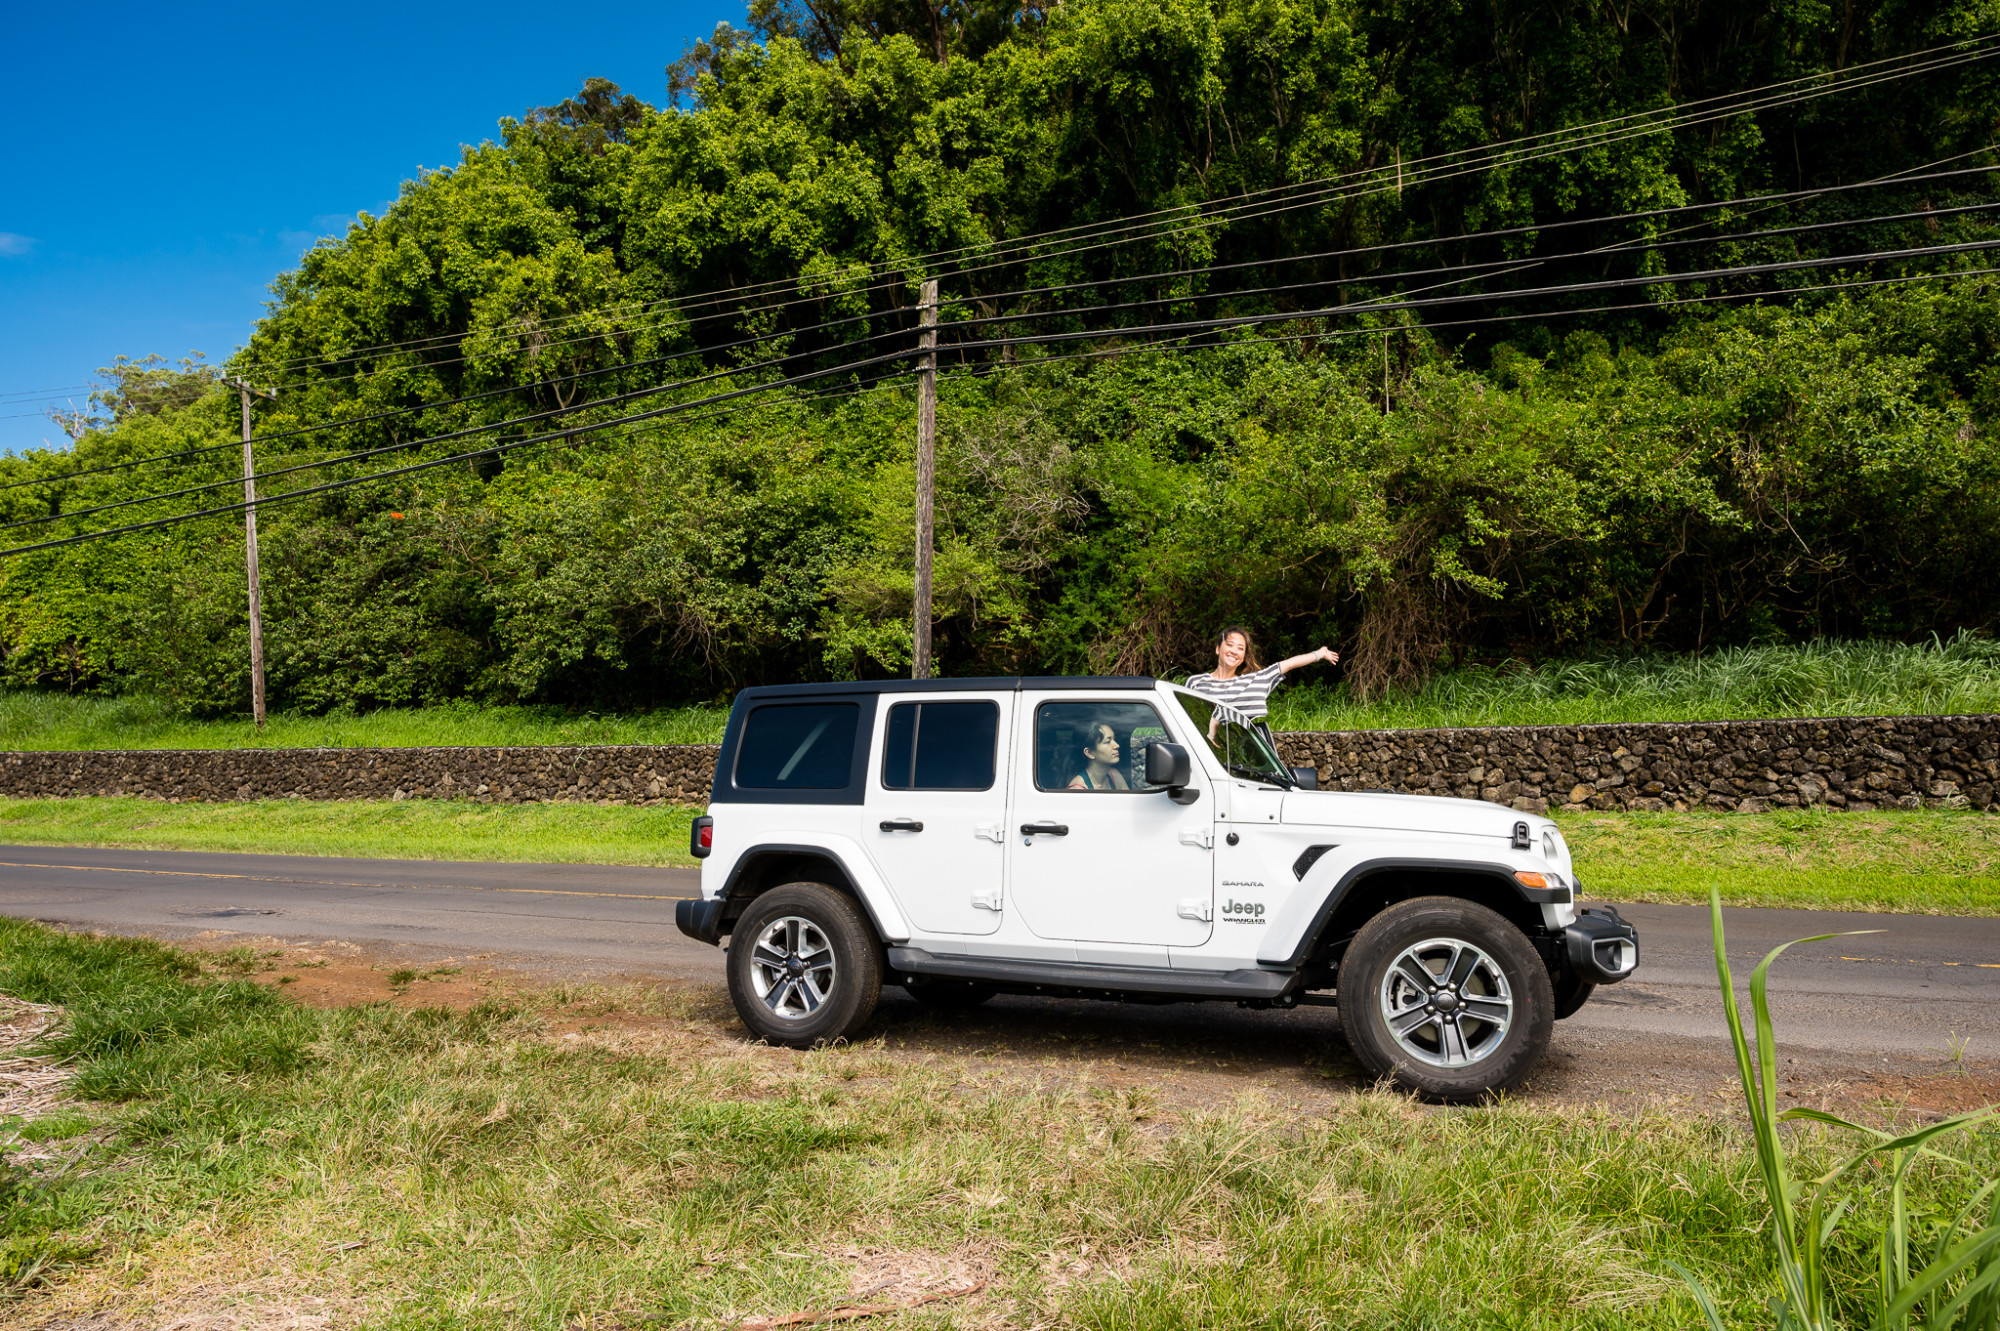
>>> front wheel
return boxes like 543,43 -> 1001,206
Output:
726,883 -> 883,1047
1336,896 -> 1554,1103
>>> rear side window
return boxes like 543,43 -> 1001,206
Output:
735,703 -> 860,789
881,701 -> 1000,791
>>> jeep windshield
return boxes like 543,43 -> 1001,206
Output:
1168,689 -> 1294,788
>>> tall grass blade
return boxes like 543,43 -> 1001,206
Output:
1665,1258 -> 1732,1331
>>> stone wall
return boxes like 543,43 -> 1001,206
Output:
0,713 -> 1994,814
1274,714 -> 2000,815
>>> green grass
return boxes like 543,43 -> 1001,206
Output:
0,797 -> 698,867
1268,631 -> 2000,731
1557,807 -> 2000,915
0,916 -> 1990,1329
0,693 -> 730,751
0,797 -> 1995,914
6,636 -> 2000,753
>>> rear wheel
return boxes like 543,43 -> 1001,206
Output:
1336,896 -> 1554,1102
726,883 -> 883,1047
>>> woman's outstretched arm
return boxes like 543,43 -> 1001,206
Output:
1276,646 -> 1339,674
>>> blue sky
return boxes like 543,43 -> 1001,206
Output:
0,0 -> 736,455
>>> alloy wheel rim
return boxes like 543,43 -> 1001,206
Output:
1377,936 -> 1513,1068
749,915 -> 836,1020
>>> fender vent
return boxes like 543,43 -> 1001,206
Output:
1293,844 -> 1337,880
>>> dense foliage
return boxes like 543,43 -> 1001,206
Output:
8,0 -> 2000,712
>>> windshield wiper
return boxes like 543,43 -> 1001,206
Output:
1224,761 -> 1289,787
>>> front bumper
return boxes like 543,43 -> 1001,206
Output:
1563,905 -> 1640,983
675,897 -> 726,945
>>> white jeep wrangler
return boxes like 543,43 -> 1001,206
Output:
676,676 -> 1639,1101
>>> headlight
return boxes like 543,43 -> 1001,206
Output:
1543,829 -> 1561,862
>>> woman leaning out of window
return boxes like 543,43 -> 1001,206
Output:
1184,625 -> 1338,744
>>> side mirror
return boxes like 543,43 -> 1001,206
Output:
1144,742 -> 1200,805
1290,766 -> 1319,791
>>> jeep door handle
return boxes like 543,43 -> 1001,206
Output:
878,818 -> 924,833
1020,822 -> 1069,836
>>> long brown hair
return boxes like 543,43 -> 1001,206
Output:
1215,625 -> 1262,673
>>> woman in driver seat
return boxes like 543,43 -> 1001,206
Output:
1066,720 -> 1131,790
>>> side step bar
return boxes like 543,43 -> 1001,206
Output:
886,946 -> 1293,1000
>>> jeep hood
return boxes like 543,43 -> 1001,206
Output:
1279,789 -> 1549,840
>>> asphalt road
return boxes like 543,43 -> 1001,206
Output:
0,844 -> 1993,1061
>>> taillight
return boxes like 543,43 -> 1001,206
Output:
691,815 -> 714,858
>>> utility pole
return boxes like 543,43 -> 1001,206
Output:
220,377 -> 277,727
912,278 -> 938,680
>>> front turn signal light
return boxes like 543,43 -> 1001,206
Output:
1513,870 -> 1550,889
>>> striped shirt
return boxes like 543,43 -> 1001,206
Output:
1183,662 -> 1285,722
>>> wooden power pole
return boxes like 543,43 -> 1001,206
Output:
912,279 -> 938,680
220,377 -> 277,727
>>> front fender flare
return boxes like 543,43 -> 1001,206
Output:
1258,857 -> 1570,968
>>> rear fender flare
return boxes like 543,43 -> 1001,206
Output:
1259,857 -> 1568,968
717,838 -> 911,944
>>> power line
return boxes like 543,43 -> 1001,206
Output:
8,254 -> 1993,563
18,154 -> 1993,500
927,236 -> 2000,360
937,161 -> 2000,314
8,215 -> 1994,535
0,346 -> 927,559
925,200 -> 2000,341
937,46 -> 2000,290
0,305 -> 926,499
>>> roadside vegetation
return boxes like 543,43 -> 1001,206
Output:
1561,809 -> 2000,915
0,918 -> 1990,1329
0,797 -> 1993,914
1274,634 -> 2000,732
2,637 -> 1997,753
0,692 -> 730,752
0,797 -> 697,868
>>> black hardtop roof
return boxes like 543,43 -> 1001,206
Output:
734,676 -> 1161,703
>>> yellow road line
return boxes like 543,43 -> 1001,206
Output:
0,861 -> 691,902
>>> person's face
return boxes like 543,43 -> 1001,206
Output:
1217,633 -> 1247,670
1086,727 -> 1120,765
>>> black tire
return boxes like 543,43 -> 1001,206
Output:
726,882 -> 883,1048
902,978 -> 997,1011
1553,971 -> 1596,1020
1335,896 -> 1554,1103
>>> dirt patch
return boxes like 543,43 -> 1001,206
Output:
1835,1071 -> 2000,1116
829,1243 -> 997,1303
177,934 -> 530,1013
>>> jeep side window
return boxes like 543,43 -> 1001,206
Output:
881,701 -> 1000,790
1034,701 -> 1173,792
735,703 -> 860,789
